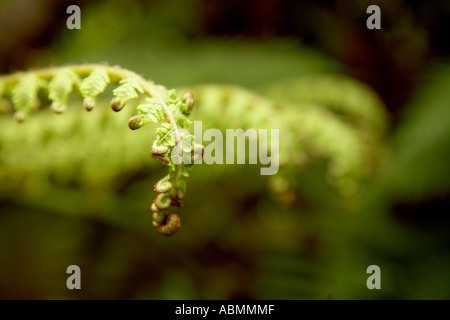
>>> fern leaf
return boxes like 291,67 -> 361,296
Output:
11,74 -> 46,119
137,98 -> 165,124
48,69 -> 79,113
112,78 -> 143,111
79,68 -> 110,110
79,68 -> 109,98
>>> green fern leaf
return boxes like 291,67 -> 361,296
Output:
137,98 -> 165,124
112,78 -> 144,111
11,74 -> 46,119
79,68 -> 109,98
79,68 -> 110,110
48,69 -> 79,113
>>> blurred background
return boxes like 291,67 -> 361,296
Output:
0,0 -> 449,299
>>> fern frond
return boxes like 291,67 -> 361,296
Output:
258,75 -> 388,137
188,84 -> 387,196
0,64 -> 202,237
0,64 -> 388,234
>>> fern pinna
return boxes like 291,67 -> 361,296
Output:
0,64 -> 202,236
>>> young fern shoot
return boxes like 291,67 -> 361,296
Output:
0,64 -> 203,236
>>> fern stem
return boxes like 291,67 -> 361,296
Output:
143,84 -> 183,181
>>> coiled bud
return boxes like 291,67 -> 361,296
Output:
156,213 -> 181,236
151,141 -> 170,155
110,97 -> 124,112
150,202 -> 160,213
83,97 -> 95,111
13,111 -> 26,123
152,211 -> 165,228
154,193 -> 171,210
181,91 -> 194,112
128,115 -> 143,130
50,101 -> 66,114
154,174 -> 173,193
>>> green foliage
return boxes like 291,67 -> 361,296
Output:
0,64 -> 201,236
0,66 -> 388,217
0,64 -> 389,236
258,75 -> 388,137
1,0 -> 448,301
189,80 -> 387,196
386,63 -> 450,200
